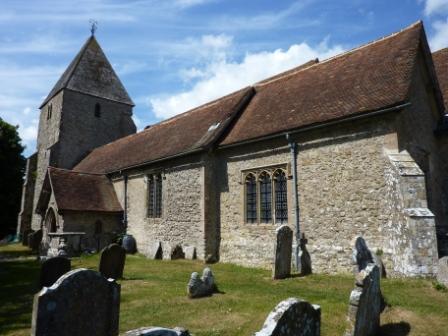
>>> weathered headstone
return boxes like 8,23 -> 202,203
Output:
255,298 -> 321,336
437,256 -> 448,286
299,234 -> 312,275
125,327 -> 190,336
352,237 -> 374,272
99,243 -> 126,280
187,267 -> 217,298
147,241 -> 163,259
39,256 -> 71,288
272,225 -> 293,279
122,234 -> 137,254
344,264 -> 382,336
32,269 -> 120,336
29,229 -> 43,251
184,246 -> 196,260
171,244 -> 185,259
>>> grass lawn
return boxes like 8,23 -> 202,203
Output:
0,243 -> 447,336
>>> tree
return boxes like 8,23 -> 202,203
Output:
0,118 -> 26,238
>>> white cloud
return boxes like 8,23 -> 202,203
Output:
150,38 -> 344,119
429,18 -> 448,50
174,0 -> 215,9
423,0 -> 448,15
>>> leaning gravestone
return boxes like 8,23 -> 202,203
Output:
184,246 -> 196,260
39,256 -> 71,288
352,237 -> 374,272
437,256 -> 448,286
125,327 -> 190,336
32,269 -> 120,336
99,243 -> 126,280
147,241 -> 163,259
344,264 -> 381,336
272,225 -> 293,279
171,244 -> 185,259
255,297 -> 321,336
187,267 -> 217,298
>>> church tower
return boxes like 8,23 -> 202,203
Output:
30,35 -> 136,230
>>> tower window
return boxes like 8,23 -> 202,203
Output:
147,173 -> 162,218
94,103 -> 101,118
47,104 -> 52,120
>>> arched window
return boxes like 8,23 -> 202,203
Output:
94,220 -> 103,235
259,172 -> 272,223
45,208 -> 57,233
245,173 -> 257,223
94,103 -> 101,118
147,173 -> 162,218
274,170 -> 288,223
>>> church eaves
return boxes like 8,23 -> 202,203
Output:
40,36 -> 134,108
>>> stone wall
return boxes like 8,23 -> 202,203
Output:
217,115 -> 412,274
113,155 -> 207,259
16,152 -> 37,239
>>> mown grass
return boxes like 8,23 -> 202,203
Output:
0,243 -> 447,335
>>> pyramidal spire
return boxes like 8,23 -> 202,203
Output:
40,35 -> 134,108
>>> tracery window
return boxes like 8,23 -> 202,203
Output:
274,170 -> 288,224
243,166 -> 289,224
245,174 -> 257,223
259,172 -> 272,223
147,173 -> 162,218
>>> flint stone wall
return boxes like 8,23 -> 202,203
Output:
32,268 -> 120,336
255,298 -> 321,336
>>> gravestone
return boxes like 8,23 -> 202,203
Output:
122,234 -> 137,254
125,327 -> 190,336
29,229 -> 43,251
184,246 -> 196,260
255,298 -> 321,336
187,267 -> 217,298
39,256 -> 71,288
171,244 -> 185,259
22,229 -> 33,246
32,269 -> 120,336
99,243 -> 126,280
147,241 -> 163,259
299,234 -> 312,275
344,264 -> 382,336
352,237 -> 374,272
437,256 -> 448,286
272,225 -> 293,279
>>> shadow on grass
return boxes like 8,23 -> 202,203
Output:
379,321 -> 411,336
0,259 -> 40,335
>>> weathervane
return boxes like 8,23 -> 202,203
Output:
89,19 -> 98,36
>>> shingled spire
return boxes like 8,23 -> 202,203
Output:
40,36 -> 134,108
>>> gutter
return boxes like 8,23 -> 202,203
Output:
219,102 -> 411,150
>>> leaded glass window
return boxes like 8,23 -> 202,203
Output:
274,170 -> 288,223
246,174 -> 257,223
259,172 -> 272,223
147,174 -> 162,218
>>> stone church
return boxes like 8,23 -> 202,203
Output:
17,21 -> 448,276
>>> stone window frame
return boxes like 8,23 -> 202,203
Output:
47,104 -> 53,120
146,173 -> 163,218
241,163 -> 291,225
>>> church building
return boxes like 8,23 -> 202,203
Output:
17,21 -> 448,276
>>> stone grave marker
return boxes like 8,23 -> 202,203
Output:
352,237 -> 374,272
39,256 -> 71,288
299,233 -> 312,275
22,229 -> 33,246
344,264 -> 382,336
147,241 -> 163,259
99,243 -> 126,280
29,229 -> 42,251
187,267 -> 217,298
171,244 -> 185,259
437,256 -> 448,286
122,234 -> 137,254
184,246 -> 196,260
125,327 -> 190,336
32,268 -> 120,336
272,225 -> 293,279
255,297 -> 321,336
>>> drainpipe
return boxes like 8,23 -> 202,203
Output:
286,133 -> 301,272
123,174 -> 128,231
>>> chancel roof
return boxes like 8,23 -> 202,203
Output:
40,36 -> 133,108
75,21 -> 443,174
433,48 -> 448,111
38,167 -> 122,213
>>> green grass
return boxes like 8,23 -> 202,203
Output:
1,244 -> 447,335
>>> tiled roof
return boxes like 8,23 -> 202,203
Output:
74,87 -> 254,173
47,167 -> 122,213
40,36 -> 133,108
220,21 -> 423,145
433,48 -> 448,110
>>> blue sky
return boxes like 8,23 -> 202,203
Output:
1,0 -> 448,156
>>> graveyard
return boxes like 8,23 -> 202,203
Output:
1,243 -> 447,336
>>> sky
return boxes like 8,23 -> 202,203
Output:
1,0 -> 448,156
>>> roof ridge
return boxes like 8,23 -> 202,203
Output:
49,166 -> 105,176
433,47 -> 448,54
255,20 -> 423,88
